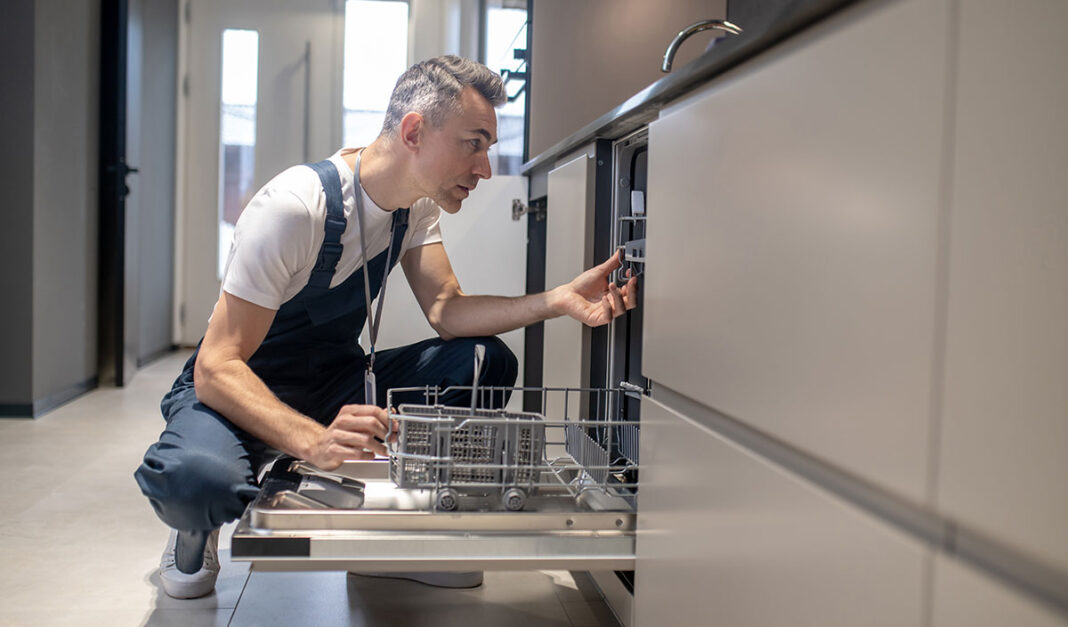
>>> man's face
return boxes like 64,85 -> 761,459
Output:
413,87 -> 497,214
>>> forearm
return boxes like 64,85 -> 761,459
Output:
432,288 -> 566,340
194,358 -> 324,460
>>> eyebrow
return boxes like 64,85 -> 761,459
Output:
471,128 -> 497,146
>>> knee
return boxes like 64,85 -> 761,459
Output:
135,442 -> 254,530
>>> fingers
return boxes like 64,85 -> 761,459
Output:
326,404 -> 393,456
334,404 -> 391,434
330,428 -> 388,457
607,281 -> 626,317
621,275 -> 638,310
599,249 -> 623,272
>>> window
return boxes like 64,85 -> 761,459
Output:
217,28 -> 259,279
343,0 -> 410,148
485,2 -> 527,174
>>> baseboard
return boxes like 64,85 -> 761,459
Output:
0,377 -> 100,419
0,404 -> 35,419
137,344 -> 179,368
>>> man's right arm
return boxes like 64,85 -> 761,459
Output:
193,290 -> 391,470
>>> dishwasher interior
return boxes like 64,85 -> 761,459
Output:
231,129 -> 651,580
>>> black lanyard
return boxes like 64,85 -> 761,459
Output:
353,150 -> 397,404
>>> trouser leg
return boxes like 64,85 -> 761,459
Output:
370,335 -> 519,409
134,387 -> 267,571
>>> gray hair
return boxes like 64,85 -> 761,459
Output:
381,55 -> 506,136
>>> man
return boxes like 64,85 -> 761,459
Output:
135,55 -> 638,599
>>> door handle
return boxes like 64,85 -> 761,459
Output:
106,162 -> 140,176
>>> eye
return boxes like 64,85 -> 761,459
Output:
469,138 -> 482,151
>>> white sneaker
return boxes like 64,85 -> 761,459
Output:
350,571 -> 484,588
159,528 -> 221,599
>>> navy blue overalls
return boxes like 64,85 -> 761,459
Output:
135,160 -> 517,568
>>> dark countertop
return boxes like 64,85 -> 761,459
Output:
520,0 -> 860,175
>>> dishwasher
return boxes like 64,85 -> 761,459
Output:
232,129 -> 650,580
231,381 -> 639,573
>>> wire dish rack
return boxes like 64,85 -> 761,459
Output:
386,385 -> 640,512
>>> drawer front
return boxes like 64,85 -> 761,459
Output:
635,397 -> 928,627
935,0 -> 1068,573
931,555 -> 1068,627
642,0 -> 951,502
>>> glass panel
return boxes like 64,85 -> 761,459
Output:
218,28 -> 259,279
343,0 -> 410,148
486,5 -> 527,174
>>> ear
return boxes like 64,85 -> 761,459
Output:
398,112 -> 424,153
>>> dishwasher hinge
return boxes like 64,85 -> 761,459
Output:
512,198 -> 546,222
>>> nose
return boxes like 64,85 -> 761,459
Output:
473,151 -> 492,180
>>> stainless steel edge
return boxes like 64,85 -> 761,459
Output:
232,519 -> 636,571
250,508 -> 636,532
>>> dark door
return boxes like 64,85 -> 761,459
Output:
99,0 -> 177,386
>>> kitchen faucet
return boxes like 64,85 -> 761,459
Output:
661,19 -> 743,72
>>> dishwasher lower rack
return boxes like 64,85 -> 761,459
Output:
386,385 -> 639,512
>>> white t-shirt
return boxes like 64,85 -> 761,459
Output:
220,148 -> 443,310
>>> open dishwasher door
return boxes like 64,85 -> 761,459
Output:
231,385 -> 639,573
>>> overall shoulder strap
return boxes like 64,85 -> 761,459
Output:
304,160 -> 347,289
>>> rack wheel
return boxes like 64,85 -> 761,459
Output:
502,487 -> 527,511
436,488 -> 459,511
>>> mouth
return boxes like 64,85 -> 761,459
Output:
456,184 -> 472,197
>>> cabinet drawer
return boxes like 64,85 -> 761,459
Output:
935,0 -> 1068,573
932,555 -> 1068,627
635,397 -> 928,626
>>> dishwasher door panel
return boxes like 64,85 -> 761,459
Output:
231,459 -> 636,572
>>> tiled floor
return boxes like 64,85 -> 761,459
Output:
0,350 -> 621,626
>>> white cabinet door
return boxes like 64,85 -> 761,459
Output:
635,397 -> 928,627
642,0 -> 952,503
542,151 -> 595,418
932,555 -> 1068,627
935,0 -> 1068,574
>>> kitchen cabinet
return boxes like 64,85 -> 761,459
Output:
635,397 -> 928,626
931,555 -> 1068,627
543,150 -> 596,417
935,0 -> 1068,573
642,0 -> 952,503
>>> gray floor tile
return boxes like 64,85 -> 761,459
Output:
0,608 -> 152,627
141,608 -> 235,627
230,571 -> 366,627
561,599 -> 621,627
357,601 -> 572,627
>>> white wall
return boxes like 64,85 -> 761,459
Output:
374,175 -> 528,410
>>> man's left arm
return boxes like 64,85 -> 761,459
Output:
401,242 -> 638,341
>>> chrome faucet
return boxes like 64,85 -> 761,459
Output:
661,19 -> 743,72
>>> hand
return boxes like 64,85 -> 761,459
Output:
552,250 -> 638,327
304,404 -> 397,470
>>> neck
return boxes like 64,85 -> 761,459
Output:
356,138 -> 420,211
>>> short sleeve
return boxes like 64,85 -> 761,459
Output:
222,187 -> 317,310
405,197 -> 444,251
